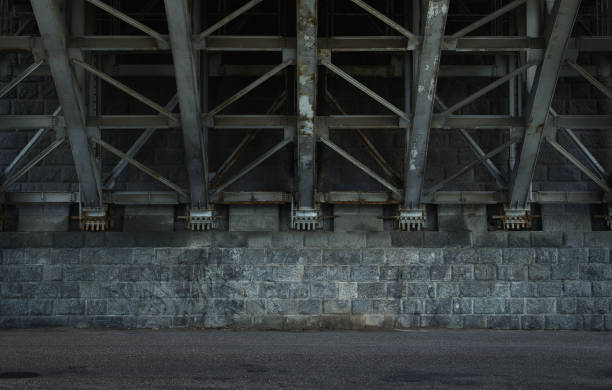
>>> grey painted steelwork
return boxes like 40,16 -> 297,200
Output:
567,59 -> 612,99
72,58 -> 177,121
4,114 -> 612,131
545,137 -> 612,194
165,0 -> 209,208
0,137 -> 65,193
197,0 -> 263,40
296,0 -> 317,210
425,138 -> 518,196
2,35 -> 611,52
450,0 -> 528,39
212,137 -> 294,195
437,63 -> 534,119
509,0 -> 582,210
435,97 -> 505,189
92,138 -> 188,198
0,59 -> 43,99
104,96 -> 179,190
403,0 -> 449,209
2,106 -> 62,180
85,0 -> 167,45
30,0 -> 102,208
320,137 -> 401,195
322,59 -> 411,123
349,0 -> 418,43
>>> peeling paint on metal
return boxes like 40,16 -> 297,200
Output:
427,2 -> 448,19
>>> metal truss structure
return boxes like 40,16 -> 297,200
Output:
0,0 -> 611,231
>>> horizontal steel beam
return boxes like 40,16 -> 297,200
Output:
5,115 -> 612,131
1,190 -> 608,206
3,36 -> 609,52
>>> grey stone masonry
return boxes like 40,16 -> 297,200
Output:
0,231 -> 611,330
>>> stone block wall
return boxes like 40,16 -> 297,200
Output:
0,231 -> 611,330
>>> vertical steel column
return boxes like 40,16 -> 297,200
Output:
296,0 -> 317,210
165,0 -> 208,209
403,0 -> 449,210
509,0 -> 582,210
30,0 -> 102,208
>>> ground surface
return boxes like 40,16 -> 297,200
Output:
0,329 -> 611,389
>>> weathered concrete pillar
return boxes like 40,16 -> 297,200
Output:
333,205 -> 383,232
17,205 -> 70,232
229,205 -> 279,232
123,206 -> 175,232
437,205 -> 487,232
541,204 -> 591,232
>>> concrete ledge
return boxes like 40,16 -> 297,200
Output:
0,231 -> 610,248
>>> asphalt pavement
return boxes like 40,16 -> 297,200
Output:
0,329 -> 611,389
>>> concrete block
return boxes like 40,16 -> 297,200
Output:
323,249 -> 361,265
588,248 -> 610,263
537,282 -> 563,297
435,282 -> 460,298
17,205 -> 70,232
486,315 -> 520,329
123,206 -> 174,232
430,265 -> 451,281
496,265 -> 528,281
531,232 -> 563,248
309,282 -> 338,298
328,232 -> 366,248
402,298 -> 425,314
443,248 -> 478,264
351,299 -> 372,314
526,298 -> 555,314
544,315 -> 582,330
323,299 -> 351,314
424,298 -> 452,314
473,297 -> 505,314
502,248 -> 534,264
473,232 -> 507,248
528,264 -> 551,281
477,248 -> 502,264
580,264 -> 611,280
584,232 -> 612,248
422,232 -> 449,248
229,205 -> 279,232
372,299 -> 400,314
267,248 -> 321,265
419,249 -> 444,265
541,204 -> 591,232
390,232 -> 423,247
556,298 -> 577,314
563,281 -> 592,297
474,264 -> 496,280
333,205 -> 383,232
357,282 -> 386,298
451,264 -> 474,281
520,315 -> 545,330
366,232 -> 390,248
438,205 -> 487,232
508,232 -> 531,248
406,283 -> 435,298
363,248 -> 385,264
386,248 -> 419,265
350,266 -> 379,282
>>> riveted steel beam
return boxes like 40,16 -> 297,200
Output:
509,0 -> 582,209
165,0 -> 209,208
103,96 -> 178,190
403,0 -> 449,209
296,0 -> 318,210
30,0 -> 102,208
